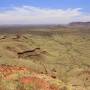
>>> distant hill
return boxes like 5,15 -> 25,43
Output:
69,22 -> 90,27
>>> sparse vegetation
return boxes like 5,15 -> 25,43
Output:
0,26 -> 89,90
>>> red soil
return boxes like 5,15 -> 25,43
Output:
20,76 -> 59,90
0,65 -> 61,90
0,65 -> 29,76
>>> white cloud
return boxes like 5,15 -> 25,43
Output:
0,6 -> 89,24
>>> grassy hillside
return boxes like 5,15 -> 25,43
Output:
0,27 -> 90,90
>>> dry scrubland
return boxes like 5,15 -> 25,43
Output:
0,27 -> 90,90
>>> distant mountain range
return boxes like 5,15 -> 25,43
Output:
0,22 -> 90,33
0,22 -> 90,27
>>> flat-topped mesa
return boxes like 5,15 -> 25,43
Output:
69,22 -> 90,27
17,48 -> 42,58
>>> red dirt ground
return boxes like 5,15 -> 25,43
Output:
20,76 -> 59,90
0,65 -> 61,90
0,65 -> 29,76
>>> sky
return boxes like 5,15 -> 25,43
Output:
0,0 -> 90,25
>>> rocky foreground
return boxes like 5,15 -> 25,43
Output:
0,65 -> 72,90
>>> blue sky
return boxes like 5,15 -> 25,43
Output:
0,0 -> 90,24
0,0 -> 90,11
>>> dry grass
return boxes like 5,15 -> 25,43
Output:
0,28 -> 89,90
